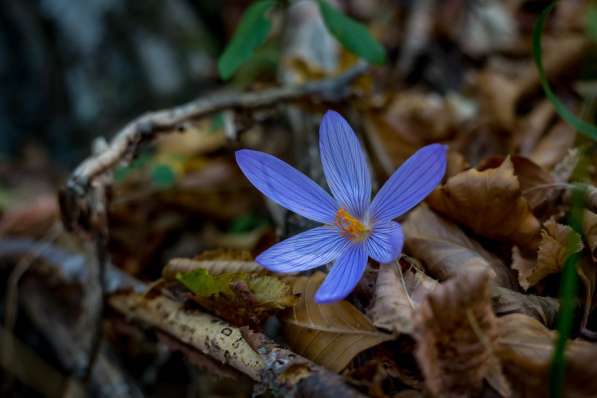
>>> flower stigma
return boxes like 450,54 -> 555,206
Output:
335,208 -> 370,241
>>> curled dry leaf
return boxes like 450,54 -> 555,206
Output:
497,313 -> 597,398
427,157 -> 541,248
479,155 -> 555,211
402,205 -> 514,288
282,272 -> 393,373
413,269 -> 509,398
583,210 -> 597,262
512,218 -> 583,290
368,260 -> 437,335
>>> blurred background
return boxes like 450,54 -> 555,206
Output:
0,0 -> 595,397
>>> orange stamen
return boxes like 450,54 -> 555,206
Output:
335,208 -> 369,241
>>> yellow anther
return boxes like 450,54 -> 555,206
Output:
335,208 -> 369,241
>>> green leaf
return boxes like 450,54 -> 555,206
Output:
175,268 -> 297,327
317,0 -> 386,65
114,152 -> 152,182
150,164 -> 176,188
532,2 -> 597,141
217,0 -> 275,80
176,269 -> 232,297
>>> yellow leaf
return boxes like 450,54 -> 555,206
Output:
282,272 -> 393,373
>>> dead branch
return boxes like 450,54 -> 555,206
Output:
241,328 -> 367,398
59,62 -> 368,233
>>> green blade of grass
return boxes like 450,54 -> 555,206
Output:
532,2 -> 597,141
549,184 -> 586,398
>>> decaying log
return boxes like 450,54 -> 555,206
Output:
109,293 -> 265,381
242,328 -> 366,398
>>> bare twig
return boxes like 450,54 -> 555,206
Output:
59,61 -> 367,232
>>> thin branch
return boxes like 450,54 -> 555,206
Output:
62,61 -> 368,213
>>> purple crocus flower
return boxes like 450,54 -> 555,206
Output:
236,111 -> 447,304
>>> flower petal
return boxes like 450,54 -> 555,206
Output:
370,144 -> 447,222
319,110 -> 371,218
315,243 -> 367,304
366,221 -> 403,264
256,226 -> 349,273
236,149 -> 338,224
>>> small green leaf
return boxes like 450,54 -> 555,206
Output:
114,152 -> 152,182
318,0 -> 386,65
217,0 -> 275,80
533,2 -> 597,141
175,268 -> 297,327
176,269 -> 230,297
150,164 -> 176,188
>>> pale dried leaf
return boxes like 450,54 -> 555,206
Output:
497,313 -> 597,397
282,272 -> 393,373
512,218 -> 583,290
413,269 -> 507,397
427,157 -> 541,248
402,205 -> 514,288
163,258 -> 262,279
368,261 -> 437,335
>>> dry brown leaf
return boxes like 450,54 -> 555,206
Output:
402,205 -> 515,288
497,313 -> 597,398
413,269 -> 509,397
427,157 -> 541,248
512,218 -> 583,290
479,155 -> 556,211
583,210 -> 597,262
368,261 -> 437,335
282,272 -> 393,373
